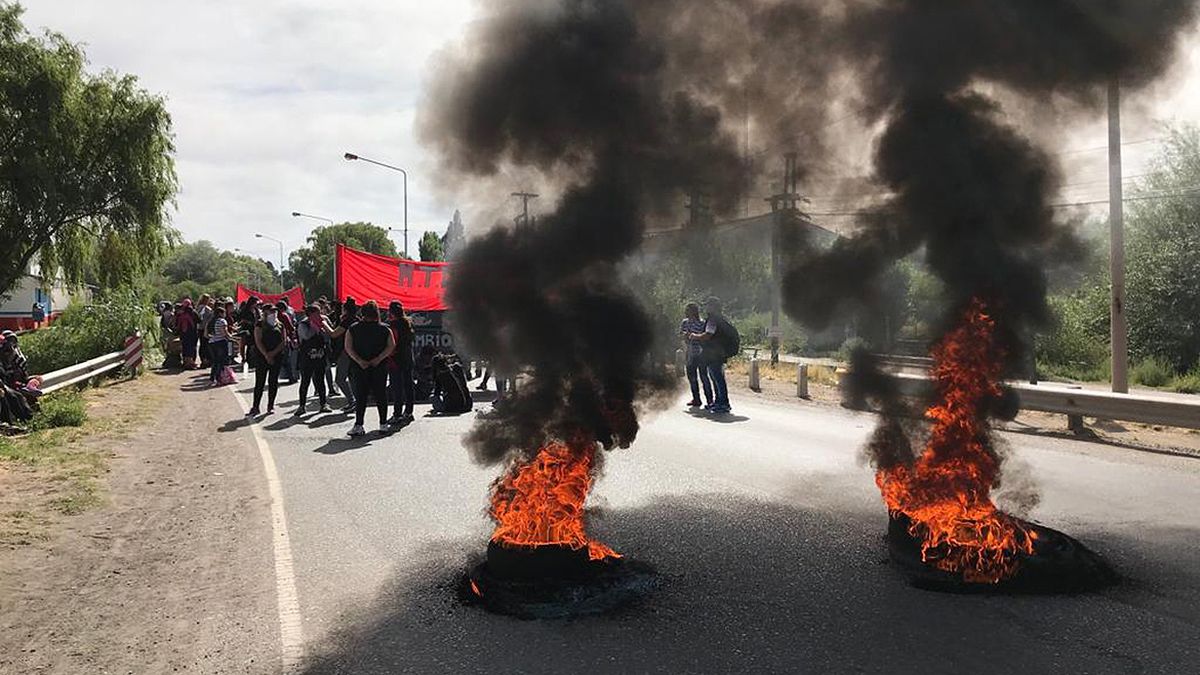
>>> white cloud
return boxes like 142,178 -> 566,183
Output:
20,0 -> 477,261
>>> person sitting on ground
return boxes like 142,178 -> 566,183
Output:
248,304 -> 286,416
344,300 -> 395,437
294,305 -> 334,416
430,352 -> 472,415
0,336 -> 39,425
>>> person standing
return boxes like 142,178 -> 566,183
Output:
176,299 -> 200,370
206,306 -> 230,385
689,296 -> 735,414
680,302 -> 713,409
31,301 -> 45,330
330,298 -> 358,412
196,295 -> 214,368
344,300 -> 395,436
387,301 -> 416,425
249,305 -> 285,416
275,300 -> 298,384
294,305 -> 333,416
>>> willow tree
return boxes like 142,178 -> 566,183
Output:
0,4 -> 177,296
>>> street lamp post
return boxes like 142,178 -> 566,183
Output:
255,233 -> 285,292
344,152 -> 408,258
291,211 -> 335,227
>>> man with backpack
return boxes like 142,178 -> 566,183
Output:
689,296 -> 738,414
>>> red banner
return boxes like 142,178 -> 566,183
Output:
335,244 -> 449,311
235,284 -> 306,309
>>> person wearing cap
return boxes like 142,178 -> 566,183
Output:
293,305 -> 334,415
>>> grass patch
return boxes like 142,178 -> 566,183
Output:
1131,358 -> 1175,388
28,391 -> 88,431
1170,366 -> 1200,394
0,376 -> 166,545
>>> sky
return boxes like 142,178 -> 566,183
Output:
17,1 -> 1200,261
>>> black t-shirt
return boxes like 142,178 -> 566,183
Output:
332,313 -> 355,356
390,319 -> 414,368
257,320 -> 284,353
348,321 -> 391,364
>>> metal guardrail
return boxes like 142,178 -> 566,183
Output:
37,334 -> 144,395
879,372 -> 1200,431
40,350 -> 127,395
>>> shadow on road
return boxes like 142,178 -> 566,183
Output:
685,409 -> 750,424
299,495 -> 1199,674
312,435 -> 378,455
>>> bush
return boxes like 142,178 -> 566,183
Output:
28,391 -> 88,431
839,336 -> 870,362
1131,357 -> 1175,388
19,288 -> 157,374
1170,366 -> 1200,394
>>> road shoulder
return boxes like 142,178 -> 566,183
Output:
0,371 -> 281,674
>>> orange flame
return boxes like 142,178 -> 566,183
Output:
876,298 -> 1036,583
490,442 -> 620,561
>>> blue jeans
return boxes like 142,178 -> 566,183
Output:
686,352 -> 713,404
208,340 -> 227,382
707,360 -> 730,409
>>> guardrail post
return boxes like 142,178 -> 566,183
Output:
797,364 -> 809,399
749,358 -> 761,392
674,349 -> 686,377
1068,413 -> 1087,435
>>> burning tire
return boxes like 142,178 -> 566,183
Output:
463,543 -> 658,619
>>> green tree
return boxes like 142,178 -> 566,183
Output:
288,222 -> 397,300
1125,125 -> 1200,372
0,4 -> 177,295
148,240 -> 277,300
418,230 -> 445,262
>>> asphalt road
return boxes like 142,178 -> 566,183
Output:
229,374 -> 1200,674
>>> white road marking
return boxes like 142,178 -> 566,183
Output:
230,388 -> 305,671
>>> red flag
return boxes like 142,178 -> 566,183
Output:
235,284 -> 306,310
335,244 -> 449,310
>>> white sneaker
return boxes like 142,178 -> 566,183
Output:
347,424 -> 365,437
379,423 -> 392,434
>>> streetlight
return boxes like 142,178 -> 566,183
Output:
344,151 -> 408,257
255,233 -> 285,292
291,211 -> 335,226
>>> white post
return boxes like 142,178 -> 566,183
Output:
675,348 -> 686,377
749,358 -> 761,392
797,363 -> 809,399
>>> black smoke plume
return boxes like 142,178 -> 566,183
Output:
782,0 -> 1199,467
422,0 -> 754,464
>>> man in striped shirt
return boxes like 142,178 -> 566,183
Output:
680,302 -> 712,408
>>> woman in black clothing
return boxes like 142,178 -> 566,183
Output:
294,305 -> 334,415
387,301 -> 416,425
344,300 -> 395,436
249,305 -> 285,416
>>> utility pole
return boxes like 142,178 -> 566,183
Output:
766,153 -> 801,366
1108,78 -> 1129,394
511,192 -> 538,226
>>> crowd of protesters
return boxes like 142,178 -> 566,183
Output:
159,294 -> 475,437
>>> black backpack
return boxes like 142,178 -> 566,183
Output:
715,317 -> 741,361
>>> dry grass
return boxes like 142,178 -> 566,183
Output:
725,359 -> 841,387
